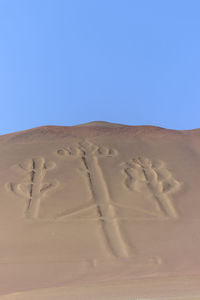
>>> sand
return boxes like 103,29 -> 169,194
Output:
0,121 -> 200,299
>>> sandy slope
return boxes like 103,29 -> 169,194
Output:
0,121 -> 200,299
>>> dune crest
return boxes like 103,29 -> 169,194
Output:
0,122 -> 200,299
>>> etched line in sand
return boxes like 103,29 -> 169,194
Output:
56,203 -> 97,219
57,141 -> 130,258
6,157 -> 58,219
87,155 -> 130,258
121,156 -> 181,219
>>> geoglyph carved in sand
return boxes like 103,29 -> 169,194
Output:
56,143 -> 181,258
121,156 -> 181,219
6,157 -> 58,219
5,143 -> 181,260
56,140 -> 130,258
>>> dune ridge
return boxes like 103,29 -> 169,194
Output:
0,122 -> 200,299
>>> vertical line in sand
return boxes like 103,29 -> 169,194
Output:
26,159 -> 36,217
151,165 -> 179,218
141,167 -> 166,216
85,155 -> 130,258
81,157 -> 103,218
141,163 -> 178,219
26,158 -> 45,219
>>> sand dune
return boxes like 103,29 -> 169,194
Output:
0,121 -> 200,299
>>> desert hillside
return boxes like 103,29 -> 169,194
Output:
0,122 -> 200,299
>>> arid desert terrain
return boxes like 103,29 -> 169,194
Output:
0,121 -> 200,299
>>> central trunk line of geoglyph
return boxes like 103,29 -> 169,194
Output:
81,155 -> 130,258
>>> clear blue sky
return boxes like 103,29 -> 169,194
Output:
0,0 -> 200,134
